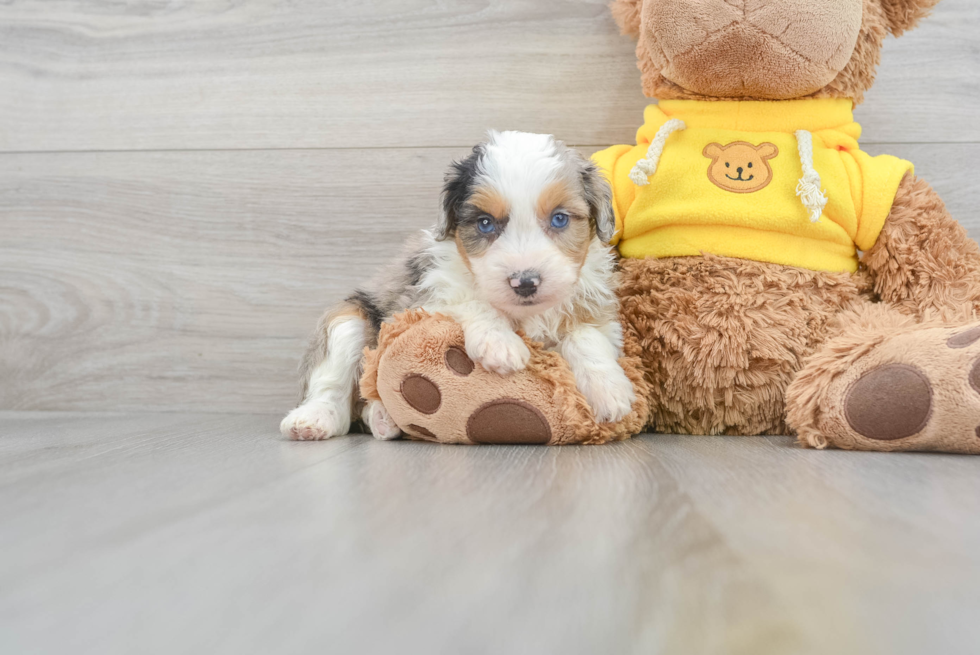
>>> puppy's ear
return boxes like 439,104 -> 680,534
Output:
580,160 -> 616,244
879,0 -> 940,36
438,145 -> 483,241
610,0 -> 644,38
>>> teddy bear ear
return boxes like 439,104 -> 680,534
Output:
879,0 -> 941,36
610,0 -> 643,38
756,143 -> 779,160
702,143 -> 724,160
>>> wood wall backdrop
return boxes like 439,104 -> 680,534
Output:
1,0 -> 978,413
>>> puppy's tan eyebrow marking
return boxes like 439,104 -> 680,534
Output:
536,181 -> 589,220
535,179 -> 594,264
470,185 -> 510,219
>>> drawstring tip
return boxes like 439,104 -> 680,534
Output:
794,130 -> 828,223
629,168 -> 651,186
796,179 -> 827,222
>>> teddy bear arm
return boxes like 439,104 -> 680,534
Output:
362,311 -> 648,445
862,173 -> 980,322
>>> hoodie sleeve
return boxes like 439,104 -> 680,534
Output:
852,150 -> 915,251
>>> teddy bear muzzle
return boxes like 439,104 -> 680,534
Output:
642,0 -> 864,99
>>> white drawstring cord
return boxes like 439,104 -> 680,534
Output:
628,119 -> 686,186
795,130 -> 827,222
630,123 -> 827,224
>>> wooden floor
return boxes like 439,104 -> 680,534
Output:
4,1 -> 980,652
2,412 -> 980,655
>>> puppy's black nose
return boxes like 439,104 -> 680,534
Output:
736,167 -> 744,175
510,271 -> 540,298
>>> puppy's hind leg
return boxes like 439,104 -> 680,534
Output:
281,305 -> 369,441
361,400 -> 402,441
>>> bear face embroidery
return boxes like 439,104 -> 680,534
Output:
703,142 -> 779,194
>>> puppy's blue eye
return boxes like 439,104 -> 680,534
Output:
477,217 -> 495,234
551,212 -> 570,229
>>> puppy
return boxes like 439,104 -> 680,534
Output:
281,131 -> 636,441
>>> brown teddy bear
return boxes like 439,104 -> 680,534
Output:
363,0 -> 980,453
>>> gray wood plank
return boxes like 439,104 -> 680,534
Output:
2,413 -> 980,654
0,0 -> 977,152
644,435 -> 980,655
0,147 -> 464,413
2,143 -> 977,413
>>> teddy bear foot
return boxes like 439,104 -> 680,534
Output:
790,322 -> 980,453
359,310 -> 649,445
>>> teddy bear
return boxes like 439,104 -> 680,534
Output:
362,0 -> 980,453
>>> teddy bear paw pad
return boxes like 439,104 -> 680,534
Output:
445,346 -> 474,376
466,399 -> 552,445
399,374 -> 441,414
405,424 -> 438,440
844,364 -> 932,441
948,325 -> 980,349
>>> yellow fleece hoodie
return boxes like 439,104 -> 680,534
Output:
592,99 -> 913,273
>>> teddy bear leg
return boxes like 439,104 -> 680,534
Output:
786,305 -> 980,453
359,311 -> 649,445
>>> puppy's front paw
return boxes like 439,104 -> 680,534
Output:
280,401 -> 350,441
578,365 -> 636,424
362,400 -> 402,441
466,328 -> 530,376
